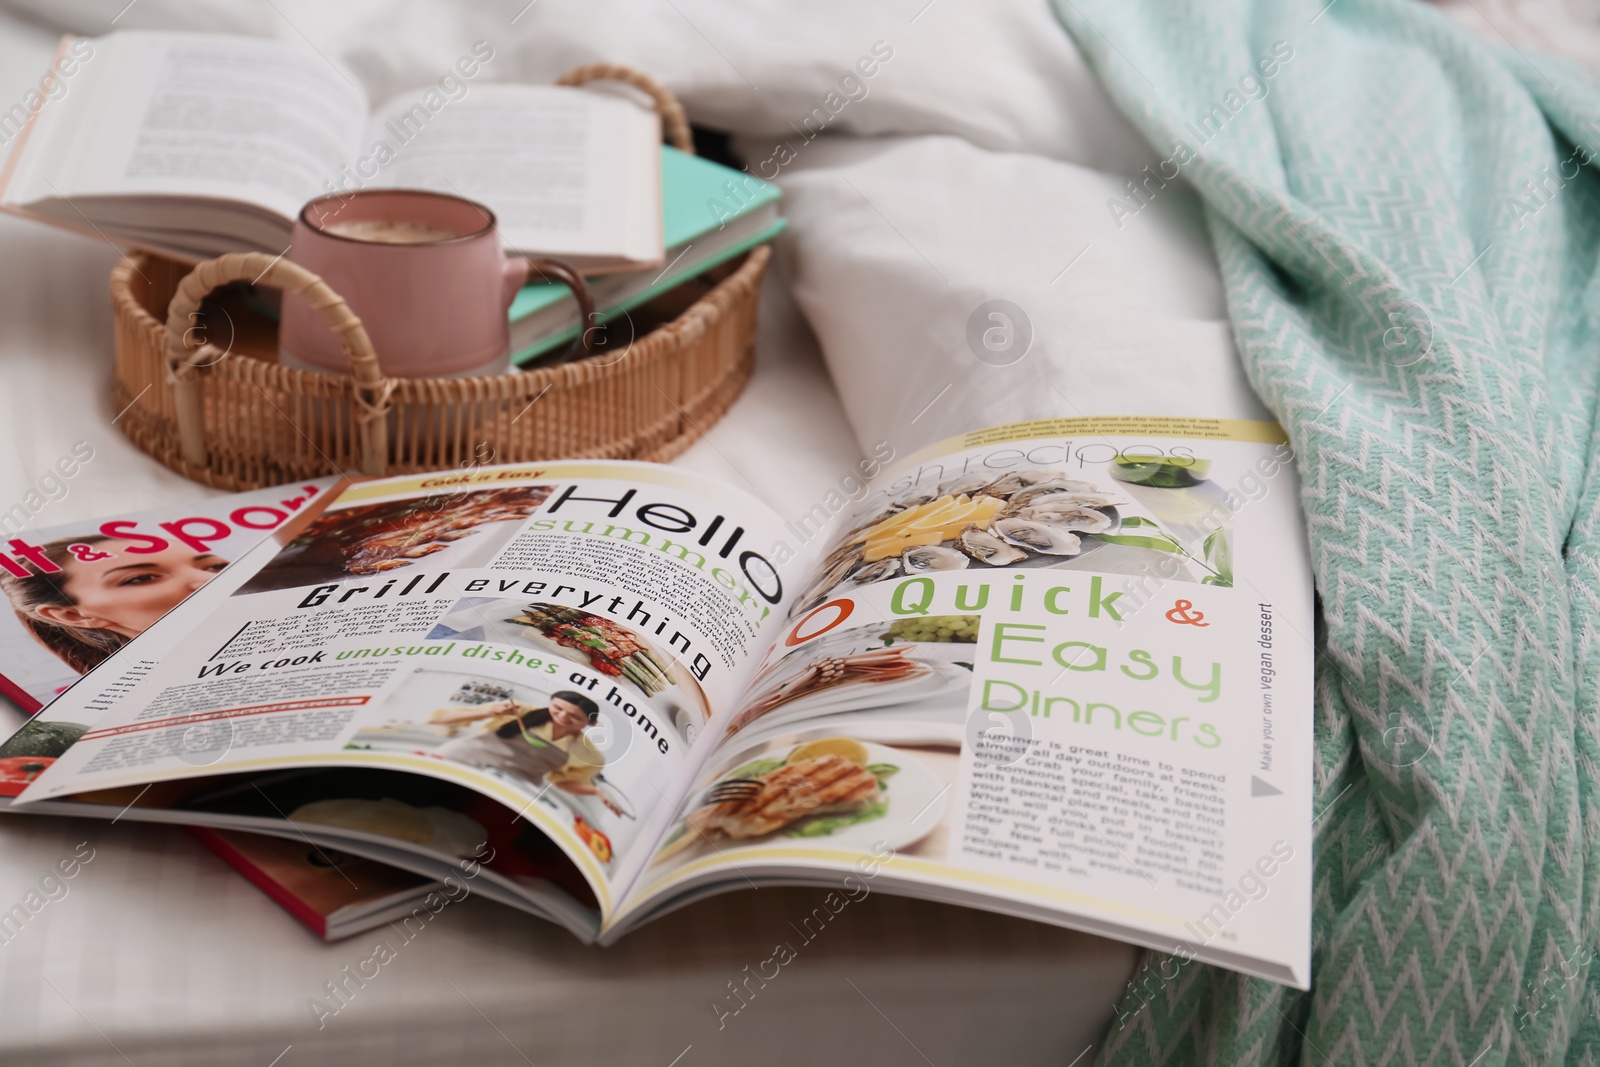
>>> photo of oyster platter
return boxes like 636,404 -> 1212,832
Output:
794,468 -> 1127,613
727,616 -> 979,737
653,735 -> 948,865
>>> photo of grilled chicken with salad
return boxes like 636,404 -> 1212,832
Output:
654,735 -> 950,863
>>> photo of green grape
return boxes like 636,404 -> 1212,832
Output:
881,615 -> 980,644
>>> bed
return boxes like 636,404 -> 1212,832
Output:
3,0 -> 1594,1063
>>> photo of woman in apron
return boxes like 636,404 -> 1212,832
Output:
432,691 -> 622,815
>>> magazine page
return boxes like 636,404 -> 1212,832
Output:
0,471 -> 335,712
621,417 -> 1314,987
11,770 -> 614,939
5,461 -> 804,921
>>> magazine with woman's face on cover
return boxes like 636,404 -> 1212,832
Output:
0,420 -> 1315,988
0,476 -> 334,714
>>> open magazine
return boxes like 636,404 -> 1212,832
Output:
0,416 -> 1314,985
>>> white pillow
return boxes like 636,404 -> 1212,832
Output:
761,133 -> 1267,453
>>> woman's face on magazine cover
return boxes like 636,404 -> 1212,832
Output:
547,697 -> 592,737
34,543 -> 229,638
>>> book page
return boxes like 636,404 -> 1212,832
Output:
360,84 -> 657,263
5,462 -> 803,921
625,417 -> 1314,988
5,31 -> 366,223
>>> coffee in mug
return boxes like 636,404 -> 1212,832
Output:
280,189 -> 584,379
322,219 -> 458,245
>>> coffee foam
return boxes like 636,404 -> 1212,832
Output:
323,219 -> 457,244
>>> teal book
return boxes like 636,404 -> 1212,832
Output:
510,146 -> 785,365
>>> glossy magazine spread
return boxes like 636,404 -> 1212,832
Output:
0,418 -> 1314,986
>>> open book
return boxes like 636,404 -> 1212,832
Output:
0,32 -> 662,270
0,416 -> 1314,986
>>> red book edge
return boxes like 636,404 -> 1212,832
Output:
0,672 -> 43,716
186,826 -> 329,939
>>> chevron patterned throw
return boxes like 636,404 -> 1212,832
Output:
1052,0 -> 1600,1062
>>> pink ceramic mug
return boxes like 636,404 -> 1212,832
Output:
279,189 -> 592,378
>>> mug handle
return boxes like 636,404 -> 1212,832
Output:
512,256 -> 599,365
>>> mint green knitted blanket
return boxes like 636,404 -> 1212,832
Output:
1052,1 -> 1600,1062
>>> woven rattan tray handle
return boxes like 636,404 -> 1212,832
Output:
557,63 -> 694,153
164,252 -> 392,477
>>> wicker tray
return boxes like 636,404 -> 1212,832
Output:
106,65 -> 766,492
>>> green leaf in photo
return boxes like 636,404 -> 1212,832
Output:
866,762 -> 901,787
1202,527 -> 1235,587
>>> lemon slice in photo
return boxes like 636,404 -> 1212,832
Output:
787,737 -> 870,767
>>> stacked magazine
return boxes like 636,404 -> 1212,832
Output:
0,416 -> 1313,985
